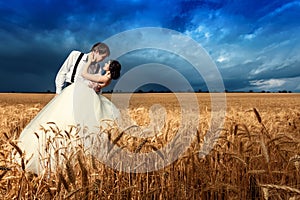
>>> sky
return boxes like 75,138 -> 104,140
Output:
0,0 -> 300,93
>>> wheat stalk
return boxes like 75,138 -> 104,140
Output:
135,139 -> 148,153
58,172 -> 69,192
77,153 -> 89,199
259,184 -> 300,194
65,160 -> 76,185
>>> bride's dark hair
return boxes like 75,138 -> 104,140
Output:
109,60 -> 121,80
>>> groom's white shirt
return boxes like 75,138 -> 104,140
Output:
55,50 -> 101,94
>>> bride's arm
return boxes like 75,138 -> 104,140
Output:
82,56 -> 110,84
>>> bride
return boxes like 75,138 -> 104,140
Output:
15,55 -> 121,175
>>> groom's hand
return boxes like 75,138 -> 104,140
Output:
94,84 -> 101,93
94,83 -> 105,93
90,52 -> 98,63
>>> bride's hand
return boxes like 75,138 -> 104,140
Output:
89,52 -> 97,63
105,71 -> 111,77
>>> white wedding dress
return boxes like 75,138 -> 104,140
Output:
16,81 -> 119,175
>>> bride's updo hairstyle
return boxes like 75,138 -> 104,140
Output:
109,60 -> 121,80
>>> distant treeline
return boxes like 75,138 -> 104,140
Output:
5,89 -> 294,94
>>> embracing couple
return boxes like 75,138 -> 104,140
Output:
16,42 -> 122,175
55,42 -> 120,95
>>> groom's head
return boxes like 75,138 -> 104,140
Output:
91,42 -> 110,62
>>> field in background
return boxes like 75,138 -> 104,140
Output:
0,93 -> 300,199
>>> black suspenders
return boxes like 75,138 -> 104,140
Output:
70,52 -> 84,83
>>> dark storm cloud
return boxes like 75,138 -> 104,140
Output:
0,0 -> 299,92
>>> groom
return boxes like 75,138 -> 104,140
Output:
55,42 -> 110,94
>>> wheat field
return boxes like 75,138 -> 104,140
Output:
0,92 -> 299,199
